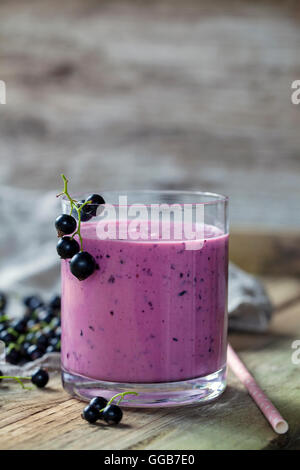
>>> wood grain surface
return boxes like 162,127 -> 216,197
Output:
1,277 -> 300,450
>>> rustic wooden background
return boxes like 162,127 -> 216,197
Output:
0,0 -> 300,231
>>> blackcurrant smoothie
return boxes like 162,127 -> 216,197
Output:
61,221 -> 228,384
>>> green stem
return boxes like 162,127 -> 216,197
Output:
100,391 -> 139,412
70,199 -> 92,251
60,174 -> 74,215
59,175 -> 92,252
0,375 -> 32,390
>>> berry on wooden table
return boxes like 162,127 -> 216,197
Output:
89,396 -> 108,415
31,368 -> 49,388
102,404 -> 123,425
82,405 -> 100,424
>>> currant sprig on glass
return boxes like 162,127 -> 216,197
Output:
55,174 -> 105,281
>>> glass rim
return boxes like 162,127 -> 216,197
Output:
61,190 -> 228,207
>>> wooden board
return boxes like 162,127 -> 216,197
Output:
1,277 -> 300,450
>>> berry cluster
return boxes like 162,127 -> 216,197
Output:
0,291 -> 61,365
0,367 -> 49,389
56,175 -> 105,281
82,392 -> 138,425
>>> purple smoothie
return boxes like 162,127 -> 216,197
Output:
61,222 -> 228,383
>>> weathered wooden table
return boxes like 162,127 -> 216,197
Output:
0,277 -> 299,450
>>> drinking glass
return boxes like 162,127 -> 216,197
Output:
61,191 -> 229,407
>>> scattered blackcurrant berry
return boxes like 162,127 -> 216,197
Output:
37,307 -> 55,324
102,404 -> 123,425
20,341 -> 31,359
24,295 -> 44,311
10,319 -> 27,334
0,330 -> 16,344
57,236 -> 80,259
49,295 -> 61,310
49,336 -> 60,350
89,396 -> 108,415
70,252 -> 96,281
50,317 -> 61,329
0,292 -> 7,310
35,332 -> 49,350
27,344 -> 44,361
42,326 -> 56,339
0,323 -> 7,333
31,368 -> 49,388
6,346 -> 21,365
55,214 -> 77,237
82,405 -> 100,424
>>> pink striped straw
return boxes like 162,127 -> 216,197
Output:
227,344 -> 288,434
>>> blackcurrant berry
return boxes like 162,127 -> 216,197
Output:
0,330 -> 16,344
89,396 -> 108,414
0,292 -> 7,311
49,295 -> 61,310
31,368 -> 49,388
50,317 -> 61,329
57,236 -> 80,259
85,194 -> 105,216
54,326 -> 61,339
11,319 -> 27,335
37,307 -> 55,324
72,200 -> 93,222
55,214 -> 77,237
6,346 -> 21,365
35,332 -> 49,350
20,341 -> 31,360
70,252 -> 96,281
81,405 -> 100,424
42,326 -> 56,339
25,331 -> 36,343
49,336 -> 60,349
27,344 -> 44,361
0,323 -> 8,333
24,295 -> 44,311
102,404 -> 123,425
86,194 -> 105,206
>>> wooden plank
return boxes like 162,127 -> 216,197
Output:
1,279 -> 300,450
